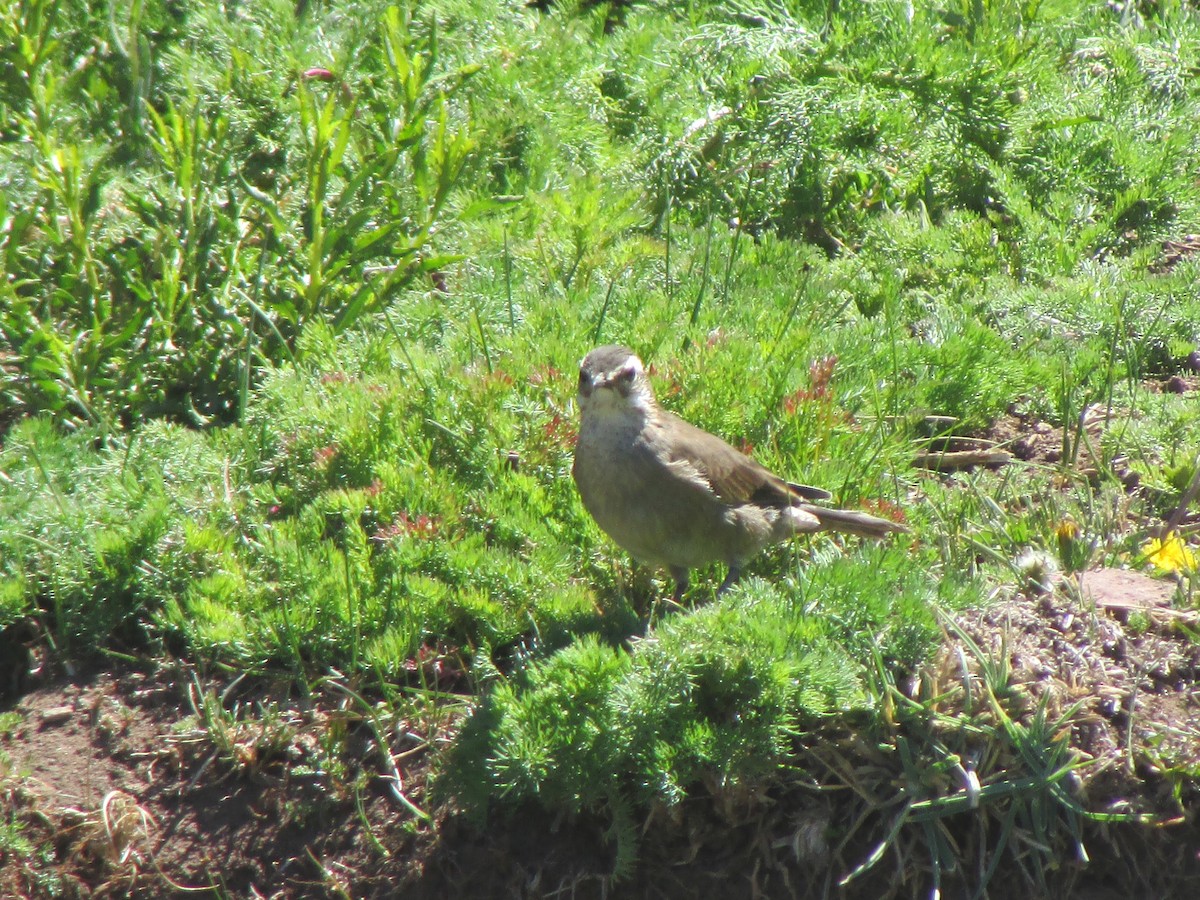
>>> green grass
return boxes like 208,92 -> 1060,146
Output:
3,0 -> 1200,889
447,555 -> 969,805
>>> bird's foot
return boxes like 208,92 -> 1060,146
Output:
716,566 -> 742,597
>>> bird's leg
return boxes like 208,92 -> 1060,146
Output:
716,566 -> 742,597
669,566 -> 689,607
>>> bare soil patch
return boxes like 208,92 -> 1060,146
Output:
1,664 -> 436,898
955,571 -> 1200,815
1151,234 -> 1200,274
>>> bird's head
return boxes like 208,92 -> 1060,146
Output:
577,345 -> 655,416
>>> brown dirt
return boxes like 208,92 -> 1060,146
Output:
978,408 -> 1137,482
953,571 -> 1200,814
1150,234 -> 1200,273
1,664 -> 439,899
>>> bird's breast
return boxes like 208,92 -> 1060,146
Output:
572,411 -> 767,569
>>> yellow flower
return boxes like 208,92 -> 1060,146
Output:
1142,532 -> 1197,574
1055,519 -> 1080,542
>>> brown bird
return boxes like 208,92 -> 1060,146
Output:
572,345 -> 906,602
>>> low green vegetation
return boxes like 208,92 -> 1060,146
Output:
2,0 -> 1200,891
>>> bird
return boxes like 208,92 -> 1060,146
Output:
571,344 -> 907,603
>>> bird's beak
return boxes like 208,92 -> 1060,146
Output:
580,373 -> 619,398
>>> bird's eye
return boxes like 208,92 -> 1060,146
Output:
618,366 -> 635,382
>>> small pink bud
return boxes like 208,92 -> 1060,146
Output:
303,67 -> 336,81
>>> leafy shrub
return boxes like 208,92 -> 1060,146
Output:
447,559 -> 968,816
0,1 -> 474,428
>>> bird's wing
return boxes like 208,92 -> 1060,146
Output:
653,411 -> 799,508
787,481 -> 832,502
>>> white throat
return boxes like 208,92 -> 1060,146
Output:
580,390 -> 656,442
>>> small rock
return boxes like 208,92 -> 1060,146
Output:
39,705 -> 74,726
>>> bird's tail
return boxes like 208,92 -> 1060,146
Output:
797,504 -> 908,539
